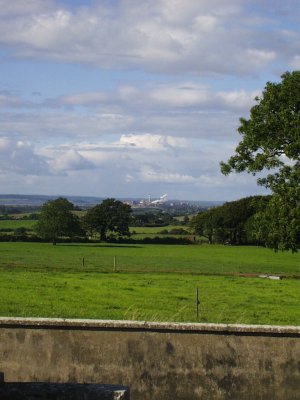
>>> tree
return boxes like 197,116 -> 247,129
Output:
36,198 -> 82,245
190,196 -> 269,245
130,211 -> 175,227
250,188 -> 300,251
220,71 -> 300,251
83,198 -> 131,241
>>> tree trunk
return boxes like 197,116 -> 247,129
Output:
100,229 -> 107,241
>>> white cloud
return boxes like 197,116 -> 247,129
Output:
0,0 -> 295,200
149,83 -> 259,110
0,0 -> 295,75
0,111 -> 134,140
290,55 -> 300,69
0,133 -> 269,200
0,137 -> 49,174
217,90 -> 260,110
50,149 -> 95,172
0,0 -> 55,16
119,133 -> 188,151
245,49 -> 276,66
0,93 -> 23,108
40,83 -> 259,116
149,84 -> 210,107
0,85 -> 247,142
139,167 -> 196,183
59,92 -> 108,106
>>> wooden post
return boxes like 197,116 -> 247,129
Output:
82,257 -> 85,267
114,256 -> 117,272
196,287 -> 199,320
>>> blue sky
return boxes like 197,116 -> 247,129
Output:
0,0 -> 299,201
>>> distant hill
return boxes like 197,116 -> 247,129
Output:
0,194 -> 223,208
0,194 -> 103,208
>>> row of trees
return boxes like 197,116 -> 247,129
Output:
130,211 -> 176,227
190,196 -> 271,246
36,198 -> 131,245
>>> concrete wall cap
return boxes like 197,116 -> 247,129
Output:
0,317 -> 299,335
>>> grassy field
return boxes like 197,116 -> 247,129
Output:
1,242 -> 299,276
1,268 -> 298,325
0,220 -> 189,238
130,225 -> 192,240
0,241 -> 299,325
0,219 -> 36,230
130,225 -> 188,233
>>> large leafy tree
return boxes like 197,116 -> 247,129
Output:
220,71 -> 300,251
83,198 -> 131,241
36,197 -> 82,245
190,196 -> 269,245
190,208 -> 217,244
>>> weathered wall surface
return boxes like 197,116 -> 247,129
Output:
0,380 -> 130,400
0,318 -> 299,400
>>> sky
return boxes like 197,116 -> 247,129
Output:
0,0 -> 300,201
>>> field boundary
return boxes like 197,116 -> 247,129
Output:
1,317 -> 299,337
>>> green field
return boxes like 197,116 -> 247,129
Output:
0,220 -> 189,238
1,242 -> 299,276
130,225 -> 192,240
0,219 -> 36,230
0,241 -> 299,325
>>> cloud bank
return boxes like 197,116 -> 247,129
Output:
0,0 -> 298,199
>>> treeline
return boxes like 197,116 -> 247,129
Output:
190,195 -> 272,246
4,194 -> 296,250
130,211 -> 179,227
0,205 -> 40,219
0,197 -> 194,245
35,197 -> 132,245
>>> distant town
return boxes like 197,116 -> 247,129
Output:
0,193 -> 223,214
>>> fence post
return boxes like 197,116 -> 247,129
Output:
196,287 -> 199,320
114,256 -> 117,272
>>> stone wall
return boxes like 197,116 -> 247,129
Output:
0,379 -> 129,400
0,318 -> 299,400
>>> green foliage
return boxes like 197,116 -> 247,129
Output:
220,71 -> 300,251
83,198 -> 131,241
36,198 -> 82,244
220,71 -> 300,187
190,208 -> 216,244
0,205 -> 40,216
251,188 -> 300,252
130,210 -> 175,227
190,196 -> 270,245
129,225 -> 190,241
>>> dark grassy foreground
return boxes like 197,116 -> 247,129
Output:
0,242 -> 299,325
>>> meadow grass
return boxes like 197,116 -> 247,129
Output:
0,268 -> 298,325
0,242 -> 299,276
0,219 -> 36,230
129,225 -> 191,239
0,221 -> 186,233
129,225 -> 188,233
0,241 -> 299,325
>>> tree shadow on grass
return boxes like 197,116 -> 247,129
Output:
58,243 -> 143,249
